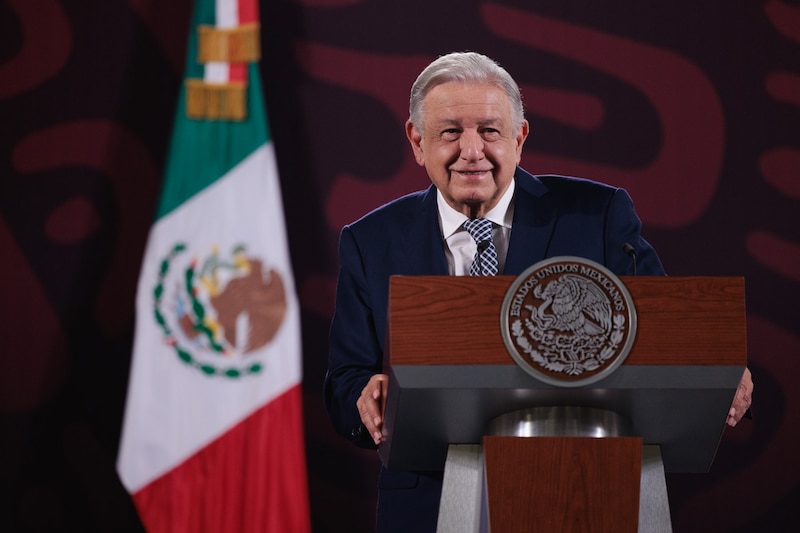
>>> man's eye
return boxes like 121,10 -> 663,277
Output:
441,129 -> 460,139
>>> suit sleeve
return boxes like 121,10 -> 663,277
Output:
604,188 -> 666,276
323,225 -> 383,448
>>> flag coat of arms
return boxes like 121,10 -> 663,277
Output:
117,0 -> 310,530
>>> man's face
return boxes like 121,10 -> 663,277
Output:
406,81 -> 529,218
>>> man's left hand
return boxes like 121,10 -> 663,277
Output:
727,367 -> 753,427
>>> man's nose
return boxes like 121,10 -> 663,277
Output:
459,130 -> 484,160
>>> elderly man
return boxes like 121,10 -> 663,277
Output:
323,51 -> 752,532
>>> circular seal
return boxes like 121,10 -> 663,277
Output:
500,257 -> 637,387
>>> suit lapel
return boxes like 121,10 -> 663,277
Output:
397,185 -> 450,276
504,169 -> 557,275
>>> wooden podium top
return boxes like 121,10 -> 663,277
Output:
387,275 -> 746,367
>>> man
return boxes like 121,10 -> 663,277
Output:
323,51 -> 753,532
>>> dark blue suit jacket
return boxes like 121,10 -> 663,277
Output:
323,167 -> 665,531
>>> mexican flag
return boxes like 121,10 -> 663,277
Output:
116,1 -> 310,531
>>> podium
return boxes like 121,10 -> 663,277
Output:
379,275 -> 746,532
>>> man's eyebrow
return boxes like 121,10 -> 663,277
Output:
434,117 -> 502,127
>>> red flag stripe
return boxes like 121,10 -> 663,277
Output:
132,385 -> 310,533
227,0 -> 256,84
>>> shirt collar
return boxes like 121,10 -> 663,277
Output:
437,179 -> 516,239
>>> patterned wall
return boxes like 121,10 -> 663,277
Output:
1,0 -> 798,531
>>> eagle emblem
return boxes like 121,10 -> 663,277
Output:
529,274 -> 612,336
152,242 -> 287,378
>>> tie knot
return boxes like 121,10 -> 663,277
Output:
463,217 -> 493,244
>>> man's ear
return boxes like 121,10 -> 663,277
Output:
405,120 -> 425,166
515,119 -> 530,161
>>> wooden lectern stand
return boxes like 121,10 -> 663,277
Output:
379,276 -> 746,532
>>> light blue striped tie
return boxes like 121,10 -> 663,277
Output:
463,218 -> 499,276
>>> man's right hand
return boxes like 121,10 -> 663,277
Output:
357,374 -> 388,445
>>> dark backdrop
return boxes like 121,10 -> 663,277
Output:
2,0 -> 798,531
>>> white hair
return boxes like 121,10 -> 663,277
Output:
408,51 -> 525,132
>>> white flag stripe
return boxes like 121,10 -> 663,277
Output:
117,143 -> 301,492
216,0 -> 238,29
204,0 -> 238,82
204,62 -> 230,83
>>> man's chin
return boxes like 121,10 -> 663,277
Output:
457,187 -> 494,204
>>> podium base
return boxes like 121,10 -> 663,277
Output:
437,443 -> 673,533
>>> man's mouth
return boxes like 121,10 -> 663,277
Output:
453,169 -> 491,176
